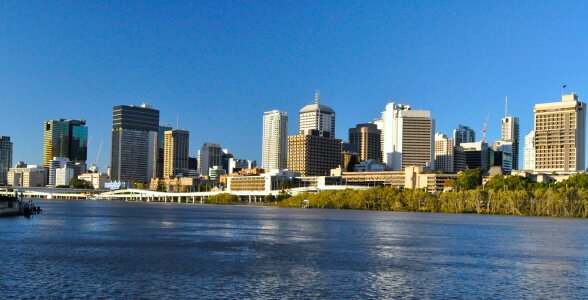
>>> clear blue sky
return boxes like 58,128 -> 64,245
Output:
1,1 -> 588,168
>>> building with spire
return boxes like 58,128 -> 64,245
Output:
288,91 -> 341,176
501,97 -> 520,170
298,90 -> 336,138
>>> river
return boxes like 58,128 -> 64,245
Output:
1,199 -> 587,299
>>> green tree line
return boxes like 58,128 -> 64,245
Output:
277,171 -> 588,218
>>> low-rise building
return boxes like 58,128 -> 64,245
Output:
7,165 -> 47,187
55,165 -> 74,186
78,173 -> 109,189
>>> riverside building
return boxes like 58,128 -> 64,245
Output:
534,93 -> 586,173
288,129 -> 342,177
298,91 -> 336,138
198,143 -> 223,177
434,133 -> 455,173
110,104 -> 160,183
349,123 -> 381,162
163,130 -> 189,179
43,119 -> 88,171
0,136 -> 12,186
261,110 -> 288,172
382,103 -> 435,171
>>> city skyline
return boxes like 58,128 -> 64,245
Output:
2,2 -> 588,167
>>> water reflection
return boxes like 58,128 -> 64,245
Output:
0,200 -> 587,299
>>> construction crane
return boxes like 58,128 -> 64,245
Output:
92,138 -> 103,172
481,112 -> 490,142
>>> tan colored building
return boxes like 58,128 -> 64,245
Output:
78,173 -> 109,189
349,123 -> 381,162
288,129 -> 342,177
534,93 -> 586,173
8,166 -> 47,187
163,130 -> 189,179
150,177 -> 211,193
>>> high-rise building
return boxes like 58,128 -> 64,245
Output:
287,129 -> 342,176
43,119 -> 88,168
163,130 -> 189,179
500,98 -> 520,170
371,118 -> 385,162
0,136 -> 13,185
198,143 -> 222,177
453,125 -> 476,146
110,104 -> 159,183
349,123 -> 381,162
157,125 -> 173,178
298,91 -> 336,138
523,130 -> 535,171
262,110 -> 288,172
382,103 -> 435,171
534,93 -> 586,173
434,133 -> 454,173
48,157 -> 71,186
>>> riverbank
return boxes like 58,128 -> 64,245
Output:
276,186 -> 588,218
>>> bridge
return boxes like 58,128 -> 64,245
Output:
0,185 -> 371,203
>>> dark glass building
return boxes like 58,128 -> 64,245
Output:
43,119 -> 88,168
0,136 -> 13,185
111,104 -> 160,183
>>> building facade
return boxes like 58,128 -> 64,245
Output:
163,129 -> 189,179
110,104 -> 160,183
382,103 -> 435,171
461,141 -> 490,172
287,129 -> 342,176
298,91 -> 336,138
523,130 -> 536,171
534,93 -> 586,173
198,143 -> 223,177
0,136 -> 12,185
43,119 -> 88,168
434,133 -> 455,173
453,124 -> 476,146
262,110 -> 288,172
501,115 -> 520,170
7,165 -> 47,187
157,125 -> 173,178
48,157 -> 71,186
349,123 -> 381,162
78,172 -> 109,189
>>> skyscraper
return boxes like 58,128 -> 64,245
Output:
534,93 -> 586,173
501,98 -> 520,170
453,125 -> 476,146
163,130 -> 189,179
382,103 -> 435,171
523,130 -> 535,171
434,133 -> 454,173
262,110 -> 288,172
157,125 -> 173,178
198,143 -> 222,177
287,129 -> 342,176
349,123 -> 381,162
110,104 -> 159,183
43,119 -> 88,168
0,136 -> 13,185
298,91 -> 336,138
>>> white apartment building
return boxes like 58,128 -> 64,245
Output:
261,110 -> 288,172
523,130 -> 535,171
434,133 -> 454,173
382,103 -> 435,171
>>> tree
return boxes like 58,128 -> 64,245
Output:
455,169 -> 482,191
70,178 -> 93,189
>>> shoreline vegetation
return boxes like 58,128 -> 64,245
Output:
206,169 -> 588,218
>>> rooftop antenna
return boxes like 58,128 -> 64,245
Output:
314,90 -> 320,104
505,96 -> 509,118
